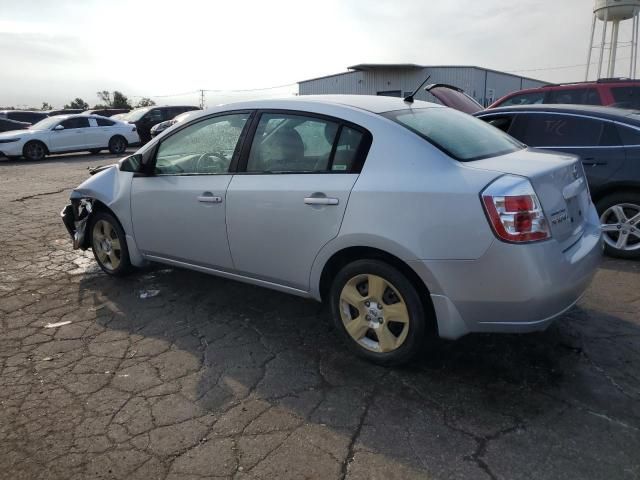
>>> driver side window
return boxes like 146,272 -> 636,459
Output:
155,113 -> 250,175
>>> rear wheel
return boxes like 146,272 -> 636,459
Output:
90,211 -> 133,276
22,141 -> 47,161
597,192 -> 640,259
108,136 -> 127,154
329,259 -> 431,366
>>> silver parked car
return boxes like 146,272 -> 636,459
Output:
61,96 -> 602,365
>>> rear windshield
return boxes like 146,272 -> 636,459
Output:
383,107 -> 524,161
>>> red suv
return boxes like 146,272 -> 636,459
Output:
489,78 -> 640,109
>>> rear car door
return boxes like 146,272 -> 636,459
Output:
130,111 -> 252,270
94,117 -> 117,147
49,117 -> 91,151
226,111 -> 371,291
507,112 -> 626,192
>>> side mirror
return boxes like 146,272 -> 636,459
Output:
119,154 -> 144,173
53,125 -> 64,131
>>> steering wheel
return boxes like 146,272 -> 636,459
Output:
195,151 -> 228,173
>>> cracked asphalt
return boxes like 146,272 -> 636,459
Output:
1,152 -> 639,480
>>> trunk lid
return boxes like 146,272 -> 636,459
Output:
425,84 -> 484,114
467,148 -> 591,246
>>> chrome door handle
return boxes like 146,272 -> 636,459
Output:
197,195 -> 222,203
304,197 -> 339,206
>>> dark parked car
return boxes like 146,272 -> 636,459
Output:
48,109 -> 85,116
120,105 -> 199,143
474,105 -> 640,259
0,110 -> 48,125
0,117 -> 30,133
85,108 -> 130,117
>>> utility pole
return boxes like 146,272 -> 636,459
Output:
199,90 -> 206,109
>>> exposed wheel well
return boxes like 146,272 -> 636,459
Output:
81,200 -> 123,249
319,246 -> 437,332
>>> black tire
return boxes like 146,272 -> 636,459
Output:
89,211 -> 133,276
89,149 -> 101,154
596,192 -> 640,260
329,259 -> 432,366
22,141 -> 47,161
108,136 -> 127,154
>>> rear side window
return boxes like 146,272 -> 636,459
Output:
247,113 -> 340,172
617,124 -> 640,145
510,114 -> 603,147
383,108 -> 523,161
546,88 -> 600,105
611,86 -> 640,109
496,91 -> 544,107
96,118 -> 115,126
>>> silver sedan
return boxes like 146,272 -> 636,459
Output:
62,95 -> 602,365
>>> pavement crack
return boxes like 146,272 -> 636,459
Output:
11,187 -> 74,202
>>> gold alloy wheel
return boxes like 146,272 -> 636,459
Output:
339,274 -> 410,353
92,220 -> 122,271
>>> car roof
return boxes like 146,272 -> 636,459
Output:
213,95 -> 438,114
479,103 -> 640,122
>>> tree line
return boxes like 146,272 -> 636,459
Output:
5,91 -> 156,111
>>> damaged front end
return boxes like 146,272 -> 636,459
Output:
61,198 -> 93,250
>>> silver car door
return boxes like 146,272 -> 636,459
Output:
50,117 -> 91,151
226,111 -> 371,291
130,112 -> 252,270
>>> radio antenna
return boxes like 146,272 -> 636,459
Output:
403,75 -> 431,104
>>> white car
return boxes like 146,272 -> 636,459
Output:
0,114 -> 140,161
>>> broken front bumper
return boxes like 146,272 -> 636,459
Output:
61,200 -> 92,250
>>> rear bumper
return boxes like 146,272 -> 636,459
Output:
413,207 -> 603,339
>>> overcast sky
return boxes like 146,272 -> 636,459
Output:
0,0 -> 632,108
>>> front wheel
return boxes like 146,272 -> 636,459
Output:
89,211 -> 133,276
597,192 -> 640,259
108,136 -> 127,154
329,259 -> 432,366
22,141 -> 47,161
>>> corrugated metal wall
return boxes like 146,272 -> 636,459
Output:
298,67 -> 548,107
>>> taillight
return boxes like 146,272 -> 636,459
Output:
481,175 -> 551,243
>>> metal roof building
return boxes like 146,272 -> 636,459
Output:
298,64 -> 549,107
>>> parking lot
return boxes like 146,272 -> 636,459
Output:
0,152 -> 638,480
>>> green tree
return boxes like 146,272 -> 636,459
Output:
96,90 -> 132,109
41,102 -> 53,111
96,90 -> 111,106
64,98 -> 89,110
112,91 -> 132,109
135,97 -> 156,108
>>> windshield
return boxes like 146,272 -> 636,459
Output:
29,117 -> 63,130
121,107 -> 151,122
383,107 -> 524,161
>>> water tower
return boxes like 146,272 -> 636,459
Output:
585,0 -> 640,80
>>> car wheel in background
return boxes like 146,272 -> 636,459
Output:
597,192 -> 640,259
108,136 -> 127,154
89,211 -> 133,276
329,259 -> 431,366
22,141 -> 47,161
89,149 -> 101,154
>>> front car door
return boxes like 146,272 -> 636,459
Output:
226,111 -> 371,291
130,111 -> 253,270
49,117 -> 91,151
